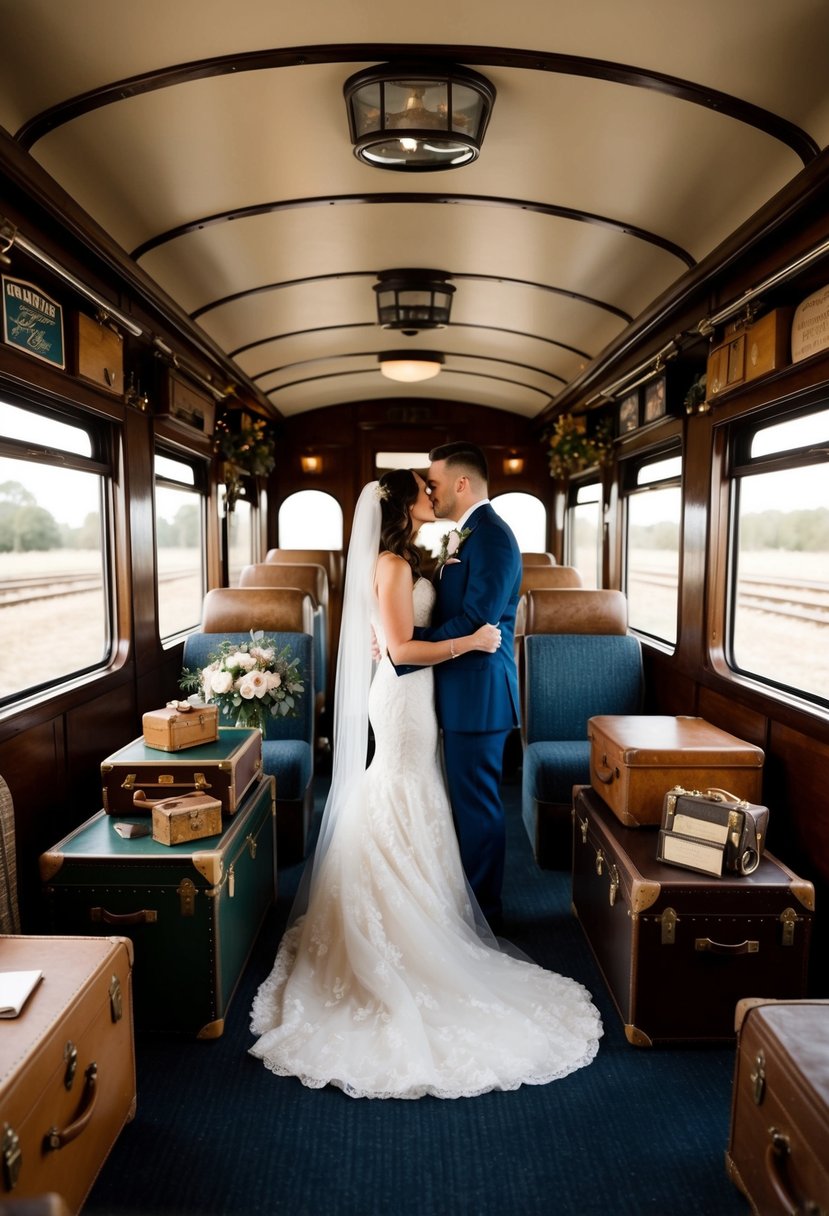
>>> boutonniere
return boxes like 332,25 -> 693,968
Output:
439,526 -> 472,566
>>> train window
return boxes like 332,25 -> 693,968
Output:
728,406 -> 829,704
566,481 -> 602,589
623,452 -> 682,644
154,450 -> 206,640
491,493 -> 547,552
0,399 -> 112,703
226,499 -> 253,586
278,491 -> 343,548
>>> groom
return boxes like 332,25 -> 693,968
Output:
418,442 -> 522,928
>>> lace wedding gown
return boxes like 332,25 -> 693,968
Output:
250,578 -> 602,1099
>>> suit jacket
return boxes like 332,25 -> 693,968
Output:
409,503 -> 522,733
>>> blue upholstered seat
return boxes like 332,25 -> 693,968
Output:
182,630 -> 315,865
521,633 -> 643,867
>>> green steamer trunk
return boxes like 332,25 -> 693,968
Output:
40,775 -> 276,1038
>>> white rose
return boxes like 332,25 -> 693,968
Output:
237,677 -> 256,700
250,646 -> 275,664
247,671 -> 268,699
210,670 -> 233,694
229,652 -> 256,671
267,672 -> 282,690
446,530 -> 461,556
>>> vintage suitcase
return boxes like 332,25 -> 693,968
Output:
151,792 -> 223,846
40,775 -> 276,1038
571,786 -> 813,1045
101,726 -> 261,815
0,934 -> 135,1214
726,999 -> 829,1215
657,786 -> 769,877
588,714 -> 764,826
141,702 -> 219,751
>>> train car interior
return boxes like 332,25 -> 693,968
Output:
1,3 -> 828,1214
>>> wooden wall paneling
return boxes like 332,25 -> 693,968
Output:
126,408 -> 160,664
64,682 -> 136,831
136,647 -> 185,720
697,686 -> 769,753
0,717 -> 64,930
641,648 -> 698,716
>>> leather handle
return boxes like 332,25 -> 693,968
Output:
694,937 -> 759,955
594,765 -> 614,785
764,1128 -> 816,1215
90,906 -> 158,925
44,1063 -> 98,1151
703,787 -> 743,803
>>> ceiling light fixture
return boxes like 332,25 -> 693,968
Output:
378,351 -> 444,383
344,62 -> 495,171
374,269 -> 455,333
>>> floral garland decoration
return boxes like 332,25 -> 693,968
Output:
215,413 -> 276,511
179,631 -> 305,734
545,412 -> 613,479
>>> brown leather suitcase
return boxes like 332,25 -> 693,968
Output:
0,935 -> 135,1214
571,786 -> 813,1045
588,714 -> 764,826
726,999 -> 829,1215
141,702 -> 219,751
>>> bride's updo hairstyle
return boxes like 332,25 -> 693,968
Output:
378,469 -> 422,578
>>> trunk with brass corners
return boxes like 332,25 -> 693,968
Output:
726,999 -> 829,1216
571,786 -> 813,1045
587,715 -> 764,827
100,726 -> 261,815
40,776 -> 276,1037
0,934 -> 135,1214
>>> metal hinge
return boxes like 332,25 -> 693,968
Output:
228,864 -> 236,898
109,974 -> 123,1023
751,1051 -> 766,1105
178,877 -> 197,916
245,833 -> 257,861
608,863 -> 620,907
660,907 -> 679,945
1,1124 -> 21,1191
595,848 -> 604,876
780,907 -> 797,947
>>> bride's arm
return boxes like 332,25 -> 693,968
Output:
376,553 -> 499,666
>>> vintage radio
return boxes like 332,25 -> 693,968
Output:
657,786 -> 769,877
142,702 -> 219,751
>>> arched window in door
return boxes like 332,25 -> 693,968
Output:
278,491 -> 343,549
491,492 -> 547,552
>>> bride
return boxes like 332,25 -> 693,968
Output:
249,470 -> 602,1099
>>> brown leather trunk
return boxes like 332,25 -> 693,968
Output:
0,935 -> 135,1214
571,786 -> 813,1045
587,714 -> 764,826
100,725 -> 261,815
726,999 -> 829,1215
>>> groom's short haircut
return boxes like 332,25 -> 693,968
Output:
429,441 -> 489,484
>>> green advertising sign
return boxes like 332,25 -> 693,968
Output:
2,275 -> 65,368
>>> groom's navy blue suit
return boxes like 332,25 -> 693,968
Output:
410,503 -> 522,923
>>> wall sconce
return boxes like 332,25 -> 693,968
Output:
378,351 -> 444,383
503,455 -> 525,475
300,454 -> 323,474
344,61 -> 496,171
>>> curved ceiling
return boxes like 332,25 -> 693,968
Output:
1,1 -> 828,421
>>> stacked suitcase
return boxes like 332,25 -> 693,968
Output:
571,715 -> 814,1046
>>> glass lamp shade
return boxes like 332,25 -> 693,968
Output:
344,62 -> 495,171
378,351 -> 444,382
374,270 -> 454,332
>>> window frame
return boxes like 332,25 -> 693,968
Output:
153,443 -> 209,643
620,440 -> 683,647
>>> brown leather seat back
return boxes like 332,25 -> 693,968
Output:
524,588 -> 628,636
519,565 -> 583,598
201,587 -> 315,634
239,562 -> 328,608
521,552 -> 557,566
265,548 -> 343,593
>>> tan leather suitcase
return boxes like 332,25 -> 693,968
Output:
0,935 -> 135,1214
726,999 -> 829,1215
588,715 -> 764,826
141,703 -> 219,751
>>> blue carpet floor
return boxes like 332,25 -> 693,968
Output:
85,776 -> 750,1216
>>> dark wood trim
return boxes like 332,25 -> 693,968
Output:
16,43 -> 818,165
252,349 -> 567,387
135,195 -> 692,272
263,365 -> 552,401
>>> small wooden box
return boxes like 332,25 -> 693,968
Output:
142,703 -> 219,751
74,311 -> 124,395
158,369 -> 216,435
706,332 -> 746,400
152,792 -> 223,846
744,307 -> 792,382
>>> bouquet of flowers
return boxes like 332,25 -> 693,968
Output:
546,412 -> 612,479
179,631 -> 305,734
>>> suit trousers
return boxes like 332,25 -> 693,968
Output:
442,727 -> 511,925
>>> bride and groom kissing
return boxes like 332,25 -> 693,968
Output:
249,441 -> 602,1100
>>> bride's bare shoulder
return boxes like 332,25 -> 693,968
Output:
376,551 -> 408,574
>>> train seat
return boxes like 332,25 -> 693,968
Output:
520,552 -> 557,566
238,564 -> 328,714
201,587 -> 315,635
185,592 -> 316,865
519,564 -> 583,599
521,623 -> 643,869
265,549 -> 344,716
522,587 -> 628,636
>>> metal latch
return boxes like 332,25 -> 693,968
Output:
595,848 -> 604,876
228,864 -> 236,898
576,813 -> 588,845
109,974 -> 123,1023
660,907 -> 679,945
751,1050 -> 766,1105
608,863 -> 620,907
2,1124 -> 22,1191
63,1041 -> 78,1090
780,907 -> 797,947
177,877 -> 197,917
194,772 -> 211,791
245,833 -> 257,861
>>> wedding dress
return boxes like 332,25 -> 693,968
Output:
249,577 -> 602,1099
